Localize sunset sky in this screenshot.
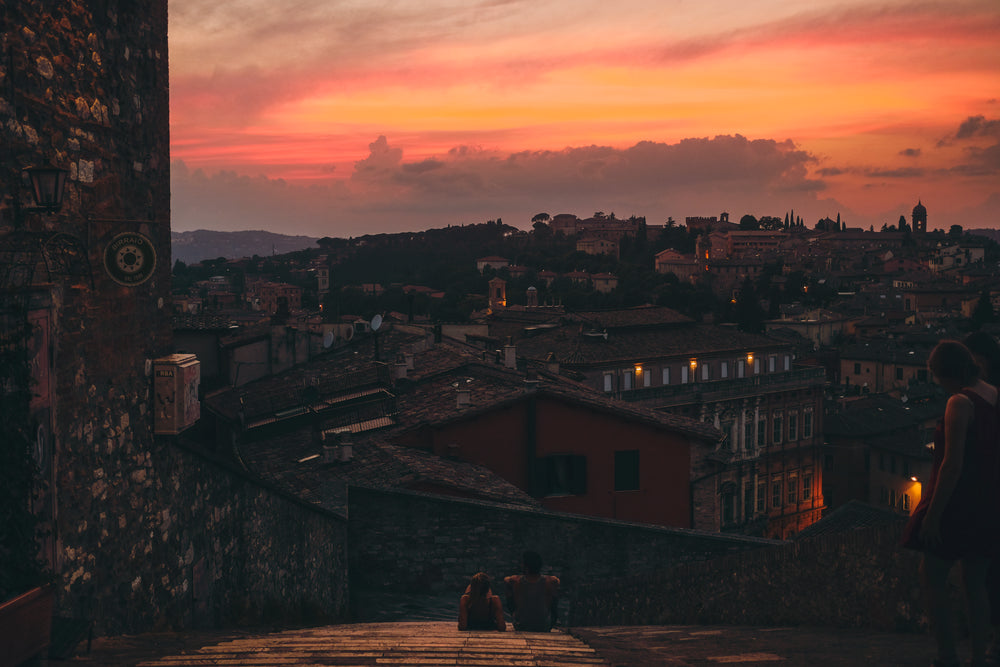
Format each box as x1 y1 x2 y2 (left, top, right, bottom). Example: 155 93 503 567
169 0 1000 237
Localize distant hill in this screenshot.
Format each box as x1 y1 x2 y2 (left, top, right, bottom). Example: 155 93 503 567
968 228 1000 244
171 230 319 264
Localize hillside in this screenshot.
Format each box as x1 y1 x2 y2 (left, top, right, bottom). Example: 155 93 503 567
171 230 318 264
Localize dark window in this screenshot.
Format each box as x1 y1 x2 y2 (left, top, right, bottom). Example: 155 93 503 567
895 367 904 380
854 362 861 374
772 481 782 508
614 450 640 491
824 454 835 472
917 369 928 382
536 455 587 496
722 492 735 525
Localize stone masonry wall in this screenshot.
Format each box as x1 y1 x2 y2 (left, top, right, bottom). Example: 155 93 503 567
3 4 351 636
347 487 777 611
70 440 350 635
570 521 929 632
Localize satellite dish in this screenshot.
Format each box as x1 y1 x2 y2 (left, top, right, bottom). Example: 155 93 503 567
323 331 334 348
371 314 383 332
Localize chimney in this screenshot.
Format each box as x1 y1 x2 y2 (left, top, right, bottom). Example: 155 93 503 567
321 431 338 464
545 352 559 375
457 386 471 408
503 342 517 370
404 352 414 370
525 368 540 392
335 428 354 462
394 362 408 380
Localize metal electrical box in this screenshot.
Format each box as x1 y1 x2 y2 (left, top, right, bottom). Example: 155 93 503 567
154 353 201 435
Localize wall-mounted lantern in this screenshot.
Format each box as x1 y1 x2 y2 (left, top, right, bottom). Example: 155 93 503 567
689 358 698 373
23 166 69 212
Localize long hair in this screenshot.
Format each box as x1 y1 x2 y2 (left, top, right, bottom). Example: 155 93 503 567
928 339 980 386
468 572 491 601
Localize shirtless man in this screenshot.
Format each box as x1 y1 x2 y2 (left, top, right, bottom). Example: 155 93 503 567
504 551 560 632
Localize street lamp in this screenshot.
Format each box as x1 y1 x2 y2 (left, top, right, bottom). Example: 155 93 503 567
23 166 69 211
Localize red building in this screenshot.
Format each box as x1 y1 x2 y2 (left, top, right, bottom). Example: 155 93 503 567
393 366 719 528
490 305 827 538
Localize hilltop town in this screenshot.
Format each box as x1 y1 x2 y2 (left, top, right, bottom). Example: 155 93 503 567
3 3 998 659
171 203 999 543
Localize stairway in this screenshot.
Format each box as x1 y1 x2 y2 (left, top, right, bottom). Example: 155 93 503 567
135 621 607 666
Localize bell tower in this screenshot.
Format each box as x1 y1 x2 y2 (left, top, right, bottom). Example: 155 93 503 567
911 200 927 233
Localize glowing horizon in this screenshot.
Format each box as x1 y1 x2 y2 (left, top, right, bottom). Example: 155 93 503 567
169 0 1000 236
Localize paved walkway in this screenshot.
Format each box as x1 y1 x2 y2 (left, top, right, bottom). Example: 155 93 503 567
66 621 944 666
74 621 605 666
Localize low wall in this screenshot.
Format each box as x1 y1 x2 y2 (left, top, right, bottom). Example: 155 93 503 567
570 521 929 632
347 486 777 608
61 439 350 635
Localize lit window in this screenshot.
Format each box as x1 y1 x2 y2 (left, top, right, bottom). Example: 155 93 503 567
622 369 634 390
681 366 689 384
769 356 776 372
721 361 729 378
603 373 613 392
661 367 670 385
737 360 745 378
784 355 791 371
701 363 710 381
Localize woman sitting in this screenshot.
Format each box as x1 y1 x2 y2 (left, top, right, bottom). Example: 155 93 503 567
458 572 506 631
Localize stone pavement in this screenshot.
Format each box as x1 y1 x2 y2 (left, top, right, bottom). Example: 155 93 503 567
64 621 945 666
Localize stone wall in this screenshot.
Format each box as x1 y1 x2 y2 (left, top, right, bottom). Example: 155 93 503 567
69 440 350 635
3 4 352 636
347 486 777 606
570 521 928 632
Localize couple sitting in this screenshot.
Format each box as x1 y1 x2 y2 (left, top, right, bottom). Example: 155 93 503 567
458 551 560 632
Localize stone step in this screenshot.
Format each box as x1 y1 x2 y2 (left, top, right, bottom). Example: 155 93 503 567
136 622 607 667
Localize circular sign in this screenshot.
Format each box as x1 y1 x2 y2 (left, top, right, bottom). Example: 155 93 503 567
104 232 156 286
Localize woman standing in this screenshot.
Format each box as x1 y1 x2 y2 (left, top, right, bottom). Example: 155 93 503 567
903 340 1000 667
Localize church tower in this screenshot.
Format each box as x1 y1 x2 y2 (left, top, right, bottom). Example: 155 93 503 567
911 200 927 233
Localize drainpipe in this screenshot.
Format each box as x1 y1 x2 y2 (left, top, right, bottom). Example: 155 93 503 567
525 396 538 496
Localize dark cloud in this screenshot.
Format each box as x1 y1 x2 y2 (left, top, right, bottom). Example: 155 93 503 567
955 115 1000 139
938 116 1000 175
172 134 840 237
817 167 845 177
864 167 925 178
899 148 921 158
